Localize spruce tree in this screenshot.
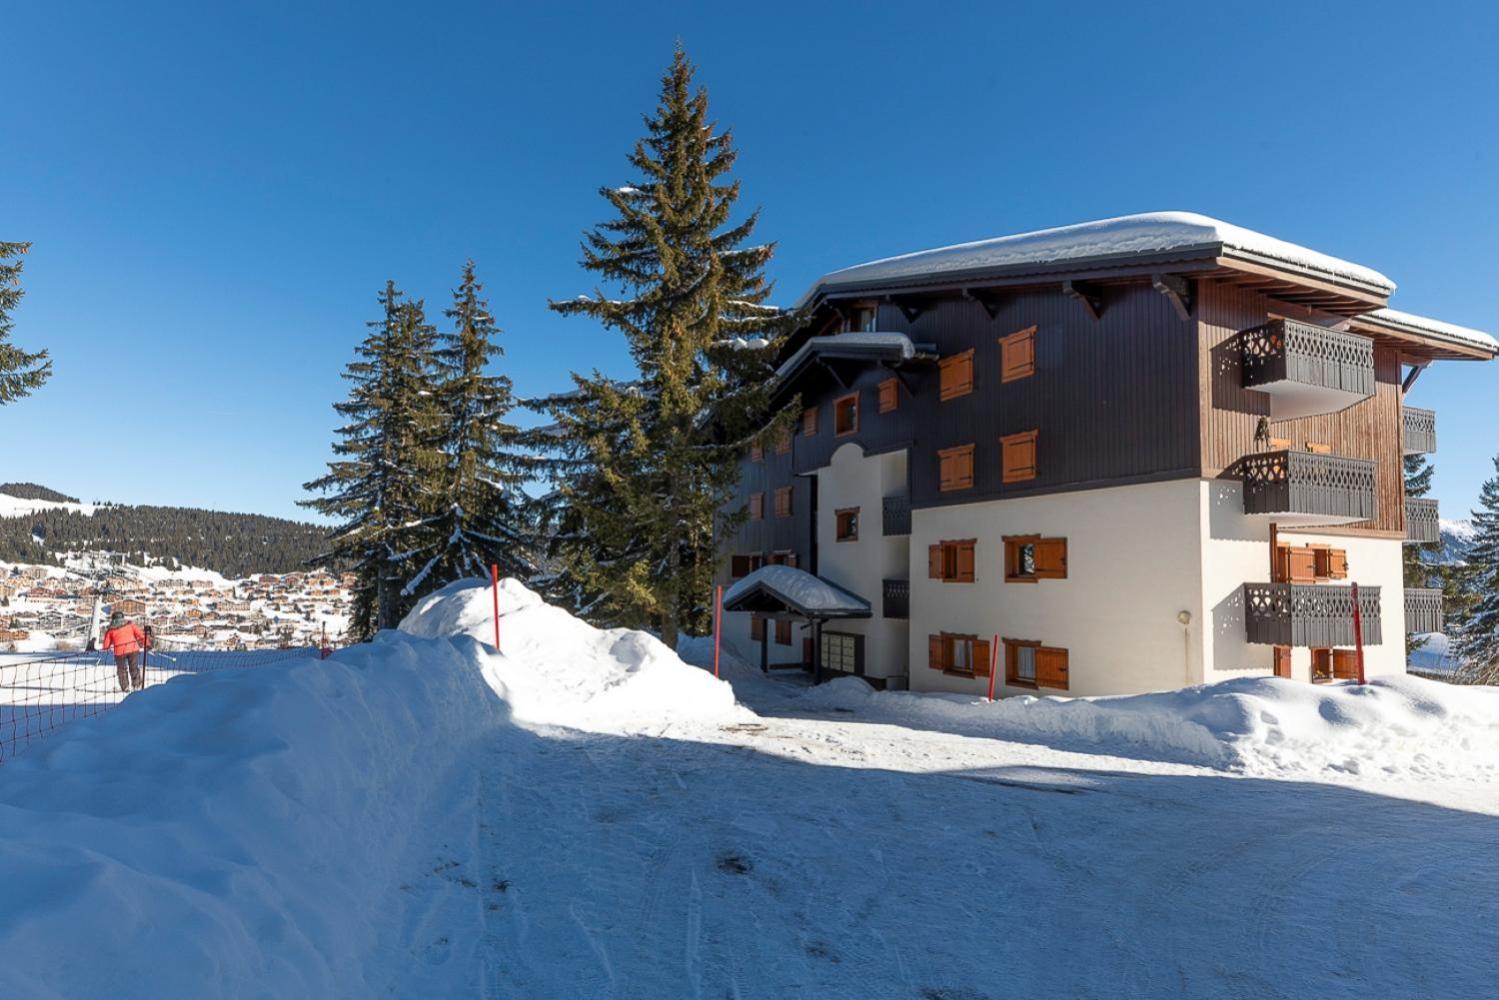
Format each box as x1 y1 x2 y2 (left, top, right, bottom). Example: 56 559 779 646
541 46 789 647
0 241 51 404
303 282 442 638
1453 455 1499 683
1403 453 1440 655
402 261 532 599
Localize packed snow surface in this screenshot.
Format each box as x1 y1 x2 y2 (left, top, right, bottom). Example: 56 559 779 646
799 211 1395 304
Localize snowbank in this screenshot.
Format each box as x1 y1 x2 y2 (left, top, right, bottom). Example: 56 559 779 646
400 578 744 732
801 675 1499 781
0 633 506 998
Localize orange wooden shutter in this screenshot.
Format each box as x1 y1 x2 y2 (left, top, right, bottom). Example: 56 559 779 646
1306 441 1332 455
938 445 974 492
939 349 974 400
750 437 763 462
731 555 750 578
802 406 818 437
1268 436 1292 451
1000 326 1037 382
775 426 791 455
1327 549 1348 580
749 493 763 520
1034 538 1067 579
1036 647 1070 690
928 544 944 579
1311 648 1332 679
786 551 798 569
1273 645 1292 678
973 637 992 677
1285 547 1317 584
928 634 945 670
751 616 764 641
878 377 899 413
956 541 976 583
1001 430 1038 483
1332 649 1359 679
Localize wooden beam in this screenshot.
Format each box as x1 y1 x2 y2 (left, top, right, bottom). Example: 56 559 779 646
1152 273 1193 320
1062 280 1104 321
961 287 1003 320
1402 362 1427 394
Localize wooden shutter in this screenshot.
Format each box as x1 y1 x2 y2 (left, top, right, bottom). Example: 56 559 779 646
1327 548 1348 580
1332 649 1359 679
774 426 791 455
802 406 818 437
750 437 763 462
786 551 798 569
774 487 793 518
1033 538 1067 579
955 541 976 583
973 637 992 678
749 493 763 520
1000 326 1037 382
1311 648 1332 680
928 634 946 671
1273 645 1292 678
1268 436 1292 451
1284 547 1317 584
1001 430 1038 483
878 377 899 413
751 616 765 642
1036 647 1070 690
730 555 751 578
928 544 944 579
939 349 975 400
1306 441 1332 455
775 620 792 645
939 444 974 492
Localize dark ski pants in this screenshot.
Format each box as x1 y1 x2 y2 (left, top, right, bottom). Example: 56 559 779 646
115 652 143 692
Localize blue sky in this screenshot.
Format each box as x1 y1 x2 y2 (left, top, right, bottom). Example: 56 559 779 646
3 1 1497 521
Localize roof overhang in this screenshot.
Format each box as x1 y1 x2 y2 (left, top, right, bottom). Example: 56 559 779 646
722 566 871 620
772 331 937 402
1350 309 1497 362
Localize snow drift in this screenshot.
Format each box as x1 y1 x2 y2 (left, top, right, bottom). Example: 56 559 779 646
801 674 1499 781
399 577 743 732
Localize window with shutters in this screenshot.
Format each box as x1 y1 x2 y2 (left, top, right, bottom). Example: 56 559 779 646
1000 430 1038 483
939 349 975 401
1311 545 1348 580
750 436 763 462
774 425 792 455
775 619 792 645
835 507 859 542
1310 647 1332 682
938 444 975 492
1332 649 1359 680
928 539 976 583
1005 639 1068 690
1276 544 1347 582
774 486 793 519
768 550 798 567
999 326 1037 382
748 493 764 521
1003 535 1067 582
927 633 991 678
878 377 899 413
750 616 765 642
730 555 752 579
834 393 859 436
802 406 818 437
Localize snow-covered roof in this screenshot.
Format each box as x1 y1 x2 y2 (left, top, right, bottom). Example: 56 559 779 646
1355 308 1497 354
774 331 931 381
722 566 871 618
795 211 1395 307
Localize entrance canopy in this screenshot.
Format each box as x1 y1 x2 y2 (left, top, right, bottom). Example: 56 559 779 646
722 565 870 620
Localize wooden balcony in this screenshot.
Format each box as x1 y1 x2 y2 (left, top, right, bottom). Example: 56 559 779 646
882 495 911 536
1244 582 1382 647
882 578 909 619
1240 449 1376 526
1402 407 1437 456
1405 498 1440 544
1240 319 1376 419
1404 588 1444 635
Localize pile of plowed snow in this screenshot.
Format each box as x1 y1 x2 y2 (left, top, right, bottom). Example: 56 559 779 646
803 674 1499 781
399 577 743 732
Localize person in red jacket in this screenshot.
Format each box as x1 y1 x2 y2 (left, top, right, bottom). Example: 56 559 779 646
101 610 149 692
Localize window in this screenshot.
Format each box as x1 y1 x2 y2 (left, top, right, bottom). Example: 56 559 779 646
1000 430 1038 483
1000 326 1037 382
928 633 991 677
774 425 792 455
820 632 861 675
939 348 975 400
802 406 818 437
938 444 975 492
748 493 764 521
730 555 753 578
834 392 859 436
751 616 765 642
1276 544 1347 582
775 619 792 645
835 507 860 542
768 550 798 567
846 302 877 333
1312 545 1348 580
928 539 977 583
878 377 899 413
1005 639 1068 690
1004 536 1067 582
774 486 793 519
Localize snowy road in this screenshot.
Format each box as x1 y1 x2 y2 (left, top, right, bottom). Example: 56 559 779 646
377 684 1499 999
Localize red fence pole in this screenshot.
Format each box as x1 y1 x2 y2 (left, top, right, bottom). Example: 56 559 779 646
713 584 723 679
987 633 1000 701
1351 581 1366 684
491 563 501 652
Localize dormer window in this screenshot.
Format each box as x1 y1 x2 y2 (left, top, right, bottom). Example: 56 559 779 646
846 302 877 333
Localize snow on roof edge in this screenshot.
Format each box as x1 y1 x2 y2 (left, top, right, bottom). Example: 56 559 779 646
1358 308 1497 353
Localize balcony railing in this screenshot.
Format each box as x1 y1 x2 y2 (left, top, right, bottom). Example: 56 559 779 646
882 578 909 619
882 495 911 536
1405 498 1440 544
1403 407 1437 456
1244 582 1382 647
1404 588 1444 635
1240 450 1376 524
1240 319 1376 419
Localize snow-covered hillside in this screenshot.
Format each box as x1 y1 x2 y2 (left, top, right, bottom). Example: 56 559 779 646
1438 517 1477 564
0 491 96 518
1 579 1496 998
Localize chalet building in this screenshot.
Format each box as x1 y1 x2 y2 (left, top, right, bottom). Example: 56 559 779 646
718 212 1494 695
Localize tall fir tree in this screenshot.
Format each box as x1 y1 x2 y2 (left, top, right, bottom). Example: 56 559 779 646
402 262 533 600
540 46 790 647
0 241 51 404
1452 455 1499 683
1403 453 1440 655
303 282 442 638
